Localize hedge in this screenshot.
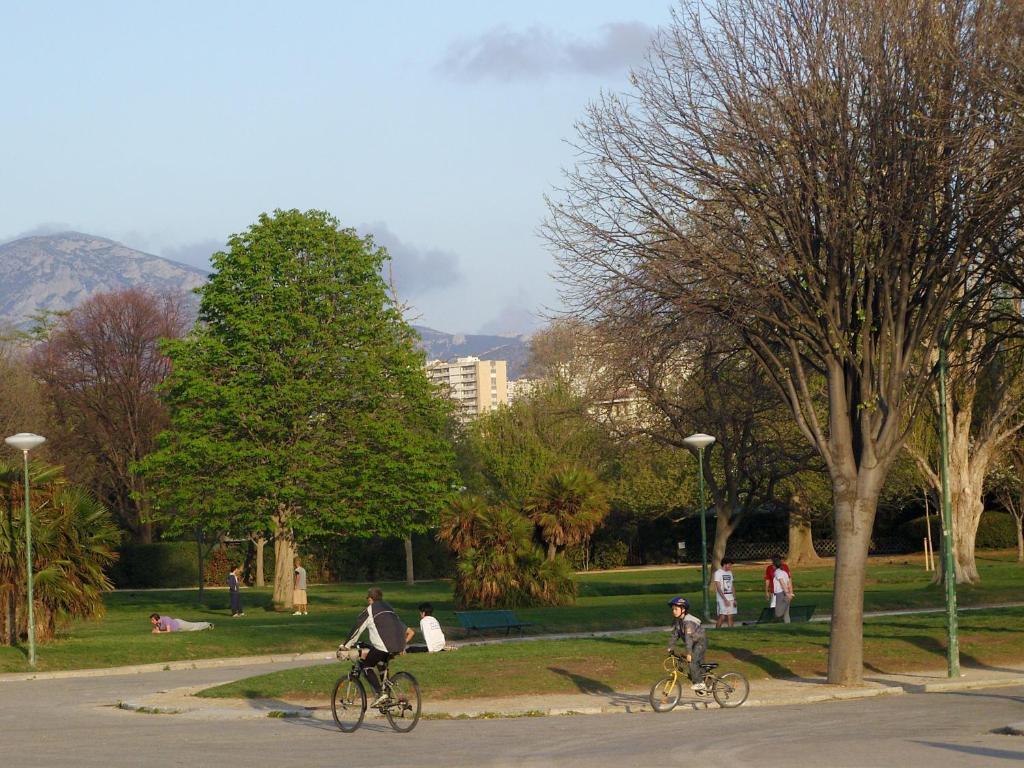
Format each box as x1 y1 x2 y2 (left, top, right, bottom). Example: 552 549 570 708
900 510 1018 550
108 542 198 588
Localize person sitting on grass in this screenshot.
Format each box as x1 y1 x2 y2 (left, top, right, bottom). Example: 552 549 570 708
404 602 448 653
150 613 214 633
666 596 707 691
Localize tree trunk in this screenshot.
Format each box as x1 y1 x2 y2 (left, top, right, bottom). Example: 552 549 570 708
196 528 206 603
547 541 557 561
827 467 884 686
272 510 295 610
710 512 736 571
941 419 988 584
1015 514 1023 563
255 536 266 587
404 535 415 585
787 514 821 566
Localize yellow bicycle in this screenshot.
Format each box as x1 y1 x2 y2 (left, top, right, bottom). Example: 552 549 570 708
649 651 749 710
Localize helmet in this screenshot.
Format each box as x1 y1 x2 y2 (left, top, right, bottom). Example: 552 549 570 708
667 596 689 610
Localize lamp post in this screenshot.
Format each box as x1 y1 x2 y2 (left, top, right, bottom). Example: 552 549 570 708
936 326 960 678
683 432 716 622
5 432 46 667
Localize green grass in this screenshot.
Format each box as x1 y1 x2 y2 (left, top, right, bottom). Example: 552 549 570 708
198 606 1024 702
1 551 1021 674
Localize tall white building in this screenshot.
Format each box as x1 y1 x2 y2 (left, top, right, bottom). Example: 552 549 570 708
425 356 508 421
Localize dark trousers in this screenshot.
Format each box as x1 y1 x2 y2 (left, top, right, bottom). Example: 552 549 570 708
361 647 390 693
230 591 242 615
688 641 706 683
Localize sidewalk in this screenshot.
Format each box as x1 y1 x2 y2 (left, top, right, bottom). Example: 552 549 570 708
115 662 1024 725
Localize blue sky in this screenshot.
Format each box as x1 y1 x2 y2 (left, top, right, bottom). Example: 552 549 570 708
1 1 674 335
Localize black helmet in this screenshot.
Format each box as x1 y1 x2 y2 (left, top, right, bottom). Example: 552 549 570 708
667 596 689 610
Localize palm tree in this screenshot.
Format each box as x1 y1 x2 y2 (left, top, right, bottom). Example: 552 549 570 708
525 465 609 561
0 460 118 647
437 494 488 555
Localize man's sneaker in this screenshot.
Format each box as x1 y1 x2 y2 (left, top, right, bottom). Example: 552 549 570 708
370 692 389 708
691 682 707 692
238 612 245 616
292 611 302 615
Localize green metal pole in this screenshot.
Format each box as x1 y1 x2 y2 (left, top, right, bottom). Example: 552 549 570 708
697 447 710 622
22 450 35 668
937 332 960 678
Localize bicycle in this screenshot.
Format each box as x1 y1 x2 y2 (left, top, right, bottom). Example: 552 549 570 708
649 651 749 710
332 645 422 733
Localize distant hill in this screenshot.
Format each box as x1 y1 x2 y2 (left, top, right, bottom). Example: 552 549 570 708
0 231 533 375
413 325 532 379
0 232 207 328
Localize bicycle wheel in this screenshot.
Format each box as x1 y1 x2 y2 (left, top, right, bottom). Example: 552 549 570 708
331 675 367 732
384 671 422 733
649 675 682 712
712 671 749 708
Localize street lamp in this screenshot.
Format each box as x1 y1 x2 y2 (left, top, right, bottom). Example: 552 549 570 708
936 326 960 678
4 432 46 667
683 432 715 622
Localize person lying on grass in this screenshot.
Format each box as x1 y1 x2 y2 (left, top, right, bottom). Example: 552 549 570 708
150 613 214 633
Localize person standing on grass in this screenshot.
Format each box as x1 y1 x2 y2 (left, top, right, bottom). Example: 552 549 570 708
764 554 792 610
771 558 795 623
292 557 308 615
228 564 244 617
712 558 737 628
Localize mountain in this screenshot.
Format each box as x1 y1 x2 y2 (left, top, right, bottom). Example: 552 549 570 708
413 326 532 379
0 232 207 328
0 231 533 375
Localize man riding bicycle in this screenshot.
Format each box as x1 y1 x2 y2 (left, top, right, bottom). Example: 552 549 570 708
339 587 408 706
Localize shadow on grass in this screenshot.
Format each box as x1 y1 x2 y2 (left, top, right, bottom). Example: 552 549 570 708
717 646 797 678
869 631 1024 675
547 667 648 709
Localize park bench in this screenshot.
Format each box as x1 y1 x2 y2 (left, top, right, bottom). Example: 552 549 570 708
752 604 816 624
454 609 534 636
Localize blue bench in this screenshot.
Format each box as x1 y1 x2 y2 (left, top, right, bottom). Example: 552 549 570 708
454 609 533 636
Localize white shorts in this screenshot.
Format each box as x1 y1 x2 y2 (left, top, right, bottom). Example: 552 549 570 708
716 594 737 615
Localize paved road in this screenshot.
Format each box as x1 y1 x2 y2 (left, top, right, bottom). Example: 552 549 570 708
2 664 1021 767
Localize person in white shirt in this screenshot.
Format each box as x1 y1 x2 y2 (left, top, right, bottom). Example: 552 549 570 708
773 563 795 623
712 558 738 628
404 602 447 653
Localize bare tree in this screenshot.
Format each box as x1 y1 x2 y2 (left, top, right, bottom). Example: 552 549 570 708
592 311 816 569
31 288 188 543
905 310 1024 582
987 439 1024 562
546 0 1024 684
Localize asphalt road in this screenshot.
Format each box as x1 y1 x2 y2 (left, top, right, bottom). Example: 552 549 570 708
2 664 1021 767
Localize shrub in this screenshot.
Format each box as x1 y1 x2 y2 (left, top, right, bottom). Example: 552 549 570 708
593 540 629 570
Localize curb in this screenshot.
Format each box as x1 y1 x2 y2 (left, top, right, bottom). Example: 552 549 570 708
0 651 334 683
113 681 909 722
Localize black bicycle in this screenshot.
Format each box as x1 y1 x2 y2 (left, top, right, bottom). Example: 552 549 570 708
649 652 749 710
332 645 422 733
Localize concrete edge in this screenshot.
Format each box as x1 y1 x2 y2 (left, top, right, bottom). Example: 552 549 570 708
0 651 335 683
917 675 1024 693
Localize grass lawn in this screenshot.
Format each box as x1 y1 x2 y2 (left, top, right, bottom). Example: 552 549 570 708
198 607 1024 702
1 551 1020 674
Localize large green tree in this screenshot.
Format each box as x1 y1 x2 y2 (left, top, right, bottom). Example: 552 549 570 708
142 209 454 607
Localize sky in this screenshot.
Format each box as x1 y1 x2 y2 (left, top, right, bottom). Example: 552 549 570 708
0 1 675 336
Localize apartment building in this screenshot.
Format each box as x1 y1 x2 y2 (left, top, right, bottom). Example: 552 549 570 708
425 356 508 421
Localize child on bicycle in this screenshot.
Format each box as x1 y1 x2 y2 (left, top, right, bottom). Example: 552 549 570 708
667 596 707 691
